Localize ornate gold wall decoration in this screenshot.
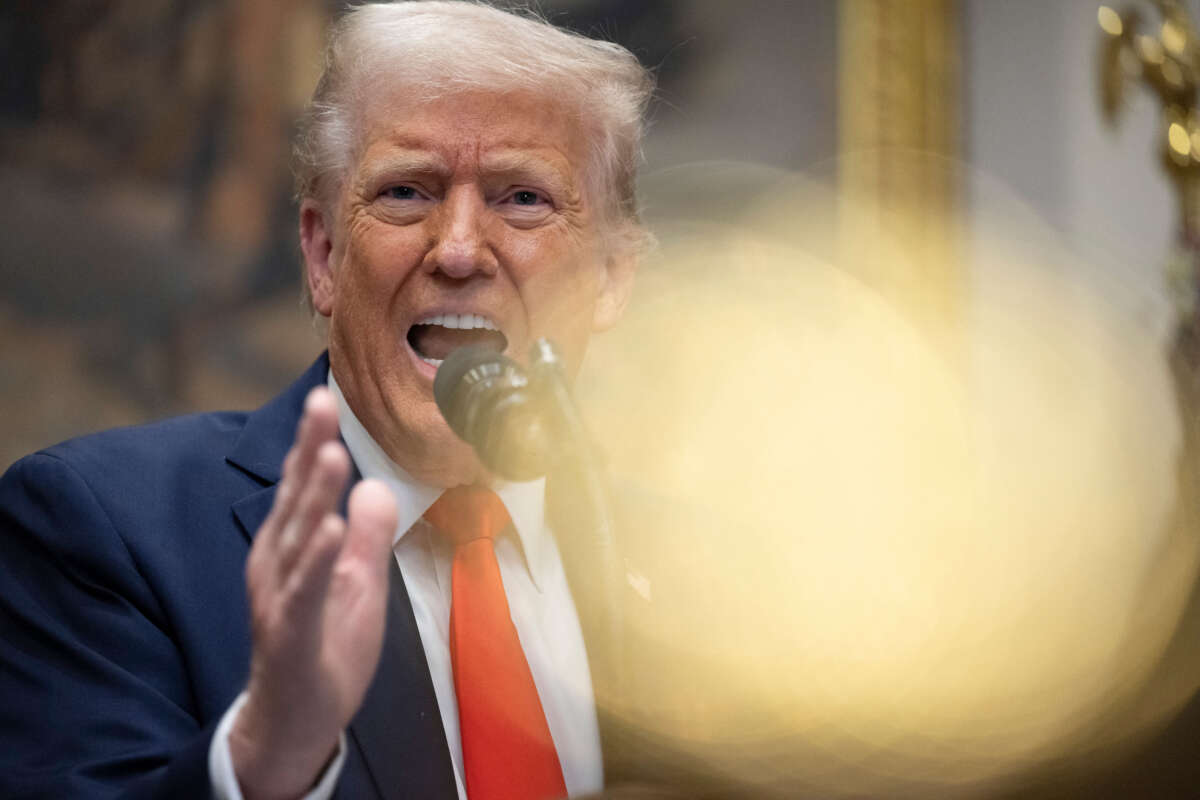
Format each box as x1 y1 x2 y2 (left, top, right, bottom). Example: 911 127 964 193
1100 1 1200 329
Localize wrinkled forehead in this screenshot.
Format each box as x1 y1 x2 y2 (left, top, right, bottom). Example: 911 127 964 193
330 82 599 204
368 89 584 157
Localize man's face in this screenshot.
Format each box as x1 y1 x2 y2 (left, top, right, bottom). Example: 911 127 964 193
301 89 632 487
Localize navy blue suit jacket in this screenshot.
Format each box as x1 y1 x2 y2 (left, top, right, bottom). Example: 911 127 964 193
0 354 460 799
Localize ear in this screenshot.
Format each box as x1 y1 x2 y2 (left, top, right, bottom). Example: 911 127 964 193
592 245 637 331
300 199 336 317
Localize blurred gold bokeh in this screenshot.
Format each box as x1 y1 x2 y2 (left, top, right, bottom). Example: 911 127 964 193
579 158 1198 796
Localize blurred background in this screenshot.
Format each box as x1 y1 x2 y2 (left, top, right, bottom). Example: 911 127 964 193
4 0 1200 797
0 0 1174 462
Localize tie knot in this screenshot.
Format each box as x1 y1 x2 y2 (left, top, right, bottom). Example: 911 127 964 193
425 486 511 547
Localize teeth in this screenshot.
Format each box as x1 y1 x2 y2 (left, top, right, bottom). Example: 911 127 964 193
416 313 498 331
420 356 444 367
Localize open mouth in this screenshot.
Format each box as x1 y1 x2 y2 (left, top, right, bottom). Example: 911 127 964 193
407 313 509 367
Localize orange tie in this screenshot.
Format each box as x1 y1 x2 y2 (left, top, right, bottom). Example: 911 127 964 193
425 486 568 800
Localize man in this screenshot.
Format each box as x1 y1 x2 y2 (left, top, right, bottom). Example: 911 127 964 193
0 3 653 798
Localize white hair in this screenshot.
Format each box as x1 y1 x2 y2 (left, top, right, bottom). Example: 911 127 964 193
294 0 654 253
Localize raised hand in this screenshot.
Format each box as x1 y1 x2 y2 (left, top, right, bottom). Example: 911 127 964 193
229 387 397 799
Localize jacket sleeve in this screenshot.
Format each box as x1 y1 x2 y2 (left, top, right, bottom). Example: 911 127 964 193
0 452 218 799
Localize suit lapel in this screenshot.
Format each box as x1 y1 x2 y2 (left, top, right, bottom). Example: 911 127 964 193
226 355 325 544
347 558 458 800
231 486 278 545
225 353 457 800
226 353 329 498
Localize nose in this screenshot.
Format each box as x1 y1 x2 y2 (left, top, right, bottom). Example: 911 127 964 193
424 185 499 279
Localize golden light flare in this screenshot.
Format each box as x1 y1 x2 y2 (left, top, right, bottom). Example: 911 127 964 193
1138 34 1165 65
1162 58 1185 88
1168 119 1191 156
576 158 1199 796
1162 19 1187 56
1098 6 1123 38
1187 127 1200 155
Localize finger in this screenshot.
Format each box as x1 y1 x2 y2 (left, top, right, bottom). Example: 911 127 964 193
277 441 350 581
259 388 341 555
283 389 341 513
299 387 341 450
254 449 298 551
342 479 399 586
281 511 346 641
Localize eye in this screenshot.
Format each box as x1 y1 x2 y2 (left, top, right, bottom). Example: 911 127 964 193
494 186 556 227
382 185 420 201
372 182 432 225
512 190 543 206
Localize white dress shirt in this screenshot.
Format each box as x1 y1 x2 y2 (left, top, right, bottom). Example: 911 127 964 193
210 373 603 799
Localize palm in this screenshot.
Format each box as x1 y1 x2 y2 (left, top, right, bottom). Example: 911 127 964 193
233 388 397 797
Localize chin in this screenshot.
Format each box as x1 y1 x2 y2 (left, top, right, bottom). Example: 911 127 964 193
336 353 487 487
390 408 488 488
414 447 489 489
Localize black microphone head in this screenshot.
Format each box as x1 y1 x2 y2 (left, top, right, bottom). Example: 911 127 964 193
436 345 520 441
434 345 549 479
433 345 513 433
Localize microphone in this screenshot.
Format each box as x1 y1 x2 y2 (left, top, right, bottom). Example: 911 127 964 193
433 345 553 480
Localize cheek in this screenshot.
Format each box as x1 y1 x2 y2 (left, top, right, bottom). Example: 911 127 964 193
336 224 420 314
520 258 604 360
504 235 549 272
505 221 602 291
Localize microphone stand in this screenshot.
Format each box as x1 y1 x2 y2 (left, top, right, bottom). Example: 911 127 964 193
528 340 627 720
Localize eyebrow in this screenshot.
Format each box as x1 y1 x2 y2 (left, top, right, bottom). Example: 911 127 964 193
358 150 451 185
480 150 577 194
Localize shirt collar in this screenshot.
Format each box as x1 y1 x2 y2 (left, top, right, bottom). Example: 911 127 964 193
328 371 551 590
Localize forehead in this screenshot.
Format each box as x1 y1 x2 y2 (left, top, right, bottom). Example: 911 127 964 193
353 89 590 185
